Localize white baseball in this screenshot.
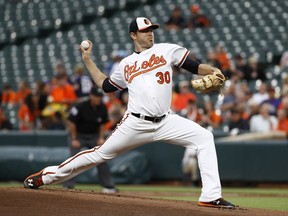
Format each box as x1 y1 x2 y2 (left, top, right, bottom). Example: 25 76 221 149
81 40 90 49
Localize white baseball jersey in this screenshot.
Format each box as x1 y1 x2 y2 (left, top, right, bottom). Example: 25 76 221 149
109 43 189 116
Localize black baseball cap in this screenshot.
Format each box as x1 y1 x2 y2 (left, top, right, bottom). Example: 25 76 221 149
129 17 159 32
90 86 103 97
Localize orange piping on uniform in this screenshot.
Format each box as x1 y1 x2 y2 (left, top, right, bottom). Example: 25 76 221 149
109 79 125 90
178 50 190 67
58 148 97 168
57 114 129 169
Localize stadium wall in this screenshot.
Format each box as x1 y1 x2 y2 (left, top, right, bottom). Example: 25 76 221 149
0 131 287 183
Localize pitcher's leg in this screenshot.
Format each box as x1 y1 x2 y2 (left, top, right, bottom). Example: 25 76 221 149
155 114 221 202
63 145 81 188
27 114 153 187
42 147 105 185
196 130 221 202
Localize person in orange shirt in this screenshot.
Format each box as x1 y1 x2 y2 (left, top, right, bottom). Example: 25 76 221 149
50 73 77 106
104 91 122 111
215 44 231 74
18 93 38 130
201 100 222 129
187 4 211 29
278 95 288 110
179 99 202 124
104 105 123 136
172 80 197 112
16 80 32 105
1 83 17 106
277 108 288 135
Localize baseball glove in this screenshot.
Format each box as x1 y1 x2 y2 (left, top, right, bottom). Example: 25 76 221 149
190 70 226 94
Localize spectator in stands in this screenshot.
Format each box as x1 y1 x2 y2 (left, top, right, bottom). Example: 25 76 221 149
104 92 122 112
34 81 54 130
46 111 66 130
188 51 202 64
243 55 267 81
250 103 278 133
187 4 211 29
228 108 249 135
105 105 123 136
214 43 231 76
18 93 38 131
35 81 50 112
15 80 32 105
236 81 253 109
234 100 250 120
104 51 118 76
276 108 288 135
119 89 129 114
105 50 129 77
231 53 249 80
179 99 202 124
281 75 288 96
0 108 13 130
220 83 237 122
201 100 222 129
246 100 260 120
279 96 288 112
70 63 93 100
248 82 269 106
53 61 67 76
64 87 117 193
172 80 197 112
261 86 281 116
279 51 288 70
1 83 17 106
205 49 222 70
40 103 67 130
164 6 186 31
233 92 251 121
50 72 77 106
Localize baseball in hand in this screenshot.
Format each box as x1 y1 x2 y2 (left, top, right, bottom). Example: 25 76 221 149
81 40 90 49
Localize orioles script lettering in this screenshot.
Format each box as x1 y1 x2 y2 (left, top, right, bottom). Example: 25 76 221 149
124 54 167 83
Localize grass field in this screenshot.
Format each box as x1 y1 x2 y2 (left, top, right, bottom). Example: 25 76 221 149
1 182 288 211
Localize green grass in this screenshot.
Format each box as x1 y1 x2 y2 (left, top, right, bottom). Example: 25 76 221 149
1 182 288 211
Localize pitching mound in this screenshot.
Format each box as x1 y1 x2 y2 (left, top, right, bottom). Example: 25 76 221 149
0 187 287 216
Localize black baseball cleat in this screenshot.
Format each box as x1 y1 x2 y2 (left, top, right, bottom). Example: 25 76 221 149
198 198 236 209
23 170 44 189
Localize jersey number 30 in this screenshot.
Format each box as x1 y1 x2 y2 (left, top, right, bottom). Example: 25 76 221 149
156 71 171 84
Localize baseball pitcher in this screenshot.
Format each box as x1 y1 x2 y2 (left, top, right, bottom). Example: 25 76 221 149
24 17 235 209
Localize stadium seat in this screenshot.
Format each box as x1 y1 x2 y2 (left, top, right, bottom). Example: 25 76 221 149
0 0 287 112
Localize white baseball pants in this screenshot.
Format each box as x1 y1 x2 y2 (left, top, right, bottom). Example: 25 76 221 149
42 112 221 202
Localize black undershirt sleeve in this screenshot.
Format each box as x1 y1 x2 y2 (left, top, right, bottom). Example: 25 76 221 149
102 78 118 93
180 56 200 74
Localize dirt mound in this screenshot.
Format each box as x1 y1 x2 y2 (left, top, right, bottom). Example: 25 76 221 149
0 187 287 216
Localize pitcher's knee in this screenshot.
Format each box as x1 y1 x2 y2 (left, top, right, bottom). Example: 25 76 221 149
199 129 214 143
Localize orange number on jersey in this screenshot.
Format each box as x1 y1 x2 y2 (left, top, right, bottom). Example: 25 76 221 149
156 71 171 84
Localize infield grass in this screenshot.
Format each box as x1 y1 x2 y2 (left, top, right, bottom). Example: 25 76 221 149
1 182 288 211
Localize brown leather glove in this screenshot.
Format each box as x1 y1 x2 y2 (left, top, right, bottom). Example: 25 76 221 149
191 70 226 93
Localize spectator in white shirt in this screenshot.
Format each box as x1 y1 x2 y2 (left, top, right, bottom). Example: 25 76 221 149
250 103 278 132
248 82 269 106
